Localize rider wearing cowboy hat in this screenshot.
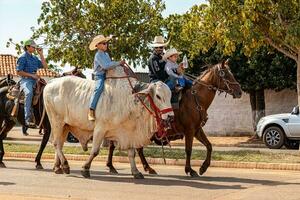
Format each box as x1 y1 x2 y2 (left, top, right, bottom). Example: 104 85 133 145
16 39 48 128
163 48 193 92
147 36 169 83
88 34 125 121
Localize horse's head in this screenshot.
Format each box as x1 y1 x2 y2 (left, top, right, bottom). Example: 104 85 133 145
200 60 242 98
0 74 16 88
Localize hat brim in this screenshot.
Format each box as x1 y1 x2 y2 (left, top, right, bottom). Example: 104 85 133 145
89 37 112 51
150 40 169 48
163 51 182 60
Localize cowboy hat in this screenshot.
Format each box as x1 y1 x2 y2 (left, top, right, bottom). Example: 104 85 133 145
23 39 38 48
163 48 182 60
89 35 112 51
149 36 169 48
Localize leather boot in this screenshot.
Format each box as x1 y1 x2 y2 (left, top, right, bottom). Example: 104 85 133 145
88 109 96 121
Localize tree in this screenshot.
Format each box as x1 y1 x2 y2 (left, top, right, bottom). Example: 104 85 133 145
20 0 166 68
183 1 300 105
164 8 296 132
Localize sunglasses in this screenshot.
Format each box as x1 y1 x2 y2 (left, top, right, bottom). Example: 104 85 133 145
155 46 164 49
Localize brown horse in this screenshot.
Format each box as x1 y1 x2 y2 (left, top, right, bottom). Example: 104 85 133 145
106 60 242 177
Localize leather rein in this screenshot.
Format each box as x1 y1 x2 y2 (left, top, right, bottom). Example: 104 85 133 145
108 63 173 138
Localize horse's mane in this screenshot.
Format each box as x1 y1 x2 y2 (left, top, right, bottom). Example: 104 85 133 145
197 62 221 81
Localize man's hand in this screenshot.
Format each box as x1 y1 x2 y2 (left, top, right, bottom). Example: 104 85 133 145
37 48 43 55
31 74 40 80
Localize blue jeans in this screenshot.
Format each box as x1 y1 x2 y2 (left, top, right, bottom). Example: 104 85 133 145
89 74 106 110
165 77 193 90
20 78 36 123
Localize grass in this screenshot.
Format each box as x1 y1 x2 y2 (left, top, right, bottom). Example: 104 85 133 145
3 143 300 163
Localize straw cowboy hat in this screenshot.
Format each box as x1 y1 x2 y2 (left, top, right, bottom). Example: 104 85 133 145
150 36 169 48
89 35 112 51
163 48 182 60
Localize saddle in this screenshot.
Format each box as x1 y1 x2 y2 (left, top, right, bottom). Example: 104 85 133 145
7 79 47 117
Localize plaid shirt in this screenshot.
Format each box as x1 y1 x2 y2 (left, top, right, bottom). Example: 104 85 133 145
16 52 43 76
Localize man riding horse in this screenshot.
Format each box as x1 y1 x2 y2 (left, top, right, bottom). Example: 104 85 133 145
16 39 48 128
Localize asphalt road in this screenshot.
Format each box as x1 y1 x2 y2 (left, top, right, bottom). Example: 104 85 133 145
1 159 300 200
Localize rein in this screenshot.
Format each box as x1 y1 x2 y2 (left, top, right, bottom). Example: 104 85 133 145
117 63 172 139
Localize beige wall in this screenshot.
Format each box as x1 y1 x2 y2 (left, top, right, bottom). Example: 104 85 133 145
203 89 297 136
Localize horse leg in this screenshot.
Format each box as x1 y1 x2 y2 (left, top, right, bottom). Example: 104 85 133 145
137 147 157 175
184 129 198 177
0 137 7 168
128 148 144 179
81 129 104 178
0 119 15 168
106 141 118 174
194 127 212 175
35 128 50 169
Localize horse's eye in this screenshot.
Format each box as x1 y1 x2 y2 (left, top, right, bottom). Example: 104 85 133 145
156 95 162 100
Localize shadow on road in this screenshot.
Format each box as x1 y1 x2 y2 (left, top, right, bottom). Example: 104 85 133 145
0 182 15 186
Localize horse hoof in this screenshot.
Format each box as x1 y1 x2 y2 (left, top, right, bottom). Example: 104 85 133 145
147 168 157 175
199 167 208 175
190 169 199 177
36 164 44 170
109 168 118 174
54 168 63 174
63 166 70 174
81 170 90 178
0 162 6 168
133 172 144 179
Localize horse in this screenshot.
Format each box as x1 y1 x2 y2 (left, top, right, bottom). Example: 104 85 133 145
0 69 86 169
106 60 242 177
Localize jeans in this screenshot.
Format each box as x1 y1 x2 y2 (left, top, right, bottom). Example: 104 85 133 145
165 77 193 90
89 73 106 110
20 78 36 123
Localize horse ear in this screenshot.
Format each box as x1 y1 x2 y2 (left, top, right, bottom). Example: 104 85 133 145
222 59 230 67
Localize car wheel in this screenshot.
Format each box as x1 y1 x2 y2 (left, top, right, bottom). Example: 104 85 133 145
263 126 285 149
284 139 299 150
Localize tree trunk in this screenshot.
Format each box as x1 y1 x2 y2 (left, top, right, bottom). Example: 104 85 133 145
249 90 256 131
249 89 265 132
297 54 300 106
255 89 265 128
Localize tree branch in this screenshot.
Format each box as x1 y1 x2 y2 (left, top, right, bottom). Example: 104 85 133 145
265 37 298 61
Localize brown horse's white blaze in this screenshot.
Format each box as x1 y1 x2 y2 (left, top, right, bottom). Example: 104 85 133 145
43 66 173 179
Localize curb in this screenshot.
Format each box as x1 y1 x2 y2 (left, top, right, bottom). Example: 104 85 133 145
5 152 300 171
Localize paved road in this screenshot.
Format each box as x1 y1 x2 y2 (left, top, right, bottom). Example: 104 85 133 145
1 159 300 200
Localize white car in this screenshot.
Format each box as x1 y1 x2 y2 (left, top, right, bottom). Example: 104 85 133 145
256 106 300 149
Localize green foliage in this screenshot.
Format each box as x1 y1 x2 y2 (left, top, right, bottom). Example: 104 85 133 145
32 0 166 68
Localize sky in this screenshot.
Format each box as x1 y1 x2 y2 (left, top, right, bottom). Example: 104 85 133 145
0 0 206 74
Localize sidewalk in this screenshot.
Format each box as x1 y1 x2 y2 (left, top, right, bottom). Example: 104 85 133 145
4 127 300 171
6 127 258 147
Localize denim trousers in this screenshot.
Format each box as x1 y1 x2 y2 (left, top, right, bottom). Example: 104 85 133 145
89 73 106 110
165 77 193 90
20 78 36 123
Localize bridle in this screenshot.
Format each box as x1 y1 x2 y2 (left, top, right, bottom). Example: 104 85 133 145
189 64 240 127
192 64 240 96
113 63 173 139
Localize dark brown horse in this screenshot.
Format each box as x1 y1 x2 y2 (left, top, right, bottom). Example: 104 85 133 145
106 60 242 177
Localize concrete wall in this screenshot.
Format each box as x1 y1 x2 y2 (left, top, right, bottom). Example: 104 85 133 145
204 89 297 136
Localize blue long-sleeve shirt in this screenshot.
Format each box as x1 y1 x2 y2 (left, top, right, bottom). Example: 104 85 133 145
93 50 120 75
16 52 43 79
165 60 182 79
